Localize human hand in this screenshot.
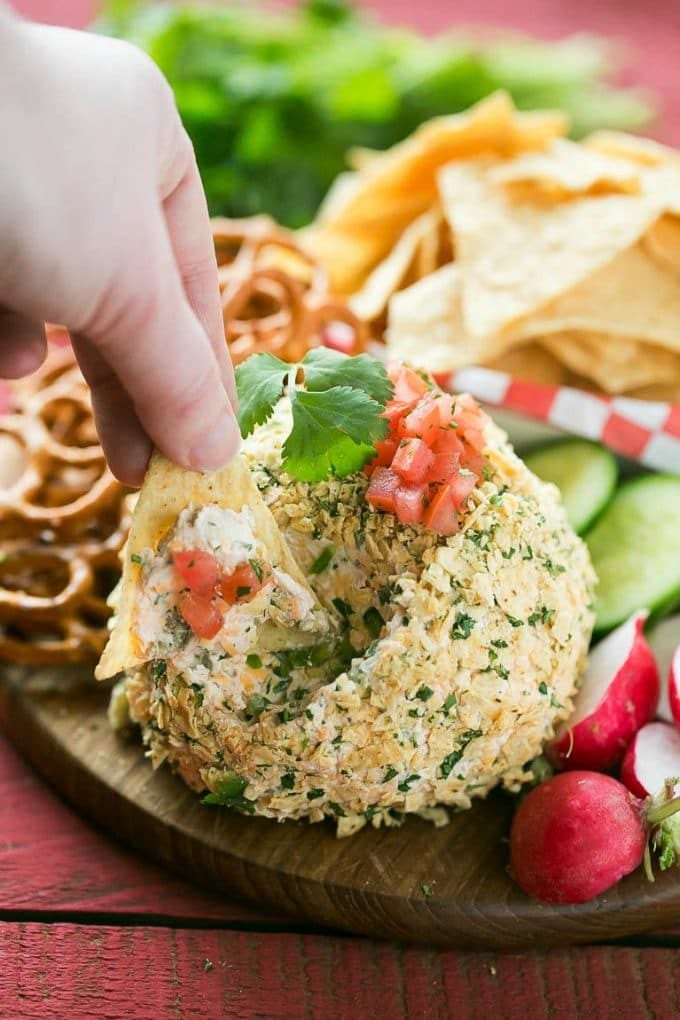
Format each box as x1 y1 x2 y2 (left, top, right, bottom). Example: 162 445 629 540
0 10 239 485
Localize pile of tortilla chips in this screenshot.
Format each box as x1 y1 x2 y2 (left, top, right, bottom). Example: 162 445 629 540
303 93 680 402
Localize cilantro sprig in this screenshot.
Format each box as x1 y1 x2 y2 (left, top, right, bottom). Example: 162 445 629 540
235 348 393 483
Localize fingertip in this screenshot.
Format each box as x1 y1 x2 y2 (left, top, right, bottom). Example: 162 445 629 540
0 312 47 379
185 407 241 473
106 434 152 488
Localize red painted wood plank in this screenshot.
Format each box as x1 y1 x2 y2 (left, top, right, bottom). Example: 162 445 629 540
0 733 278 924
1 922 679 1019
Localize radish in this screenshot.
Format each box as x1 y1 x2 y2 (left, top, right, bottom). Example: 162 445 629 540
510 771 680 903
547 611 659 772
647 615 680 727
620 722 680 798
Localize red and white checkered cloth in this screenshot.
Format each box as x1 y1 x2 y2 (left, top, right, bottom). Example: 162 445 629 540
439 366 680 473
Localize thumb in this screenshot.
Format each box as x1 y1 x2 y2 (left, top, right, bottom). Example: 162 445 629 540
85 208 241 474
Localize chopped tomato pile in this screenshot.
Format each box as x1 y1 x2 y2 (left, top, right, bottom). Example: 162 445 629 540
173 550 272 639
365 365 488 535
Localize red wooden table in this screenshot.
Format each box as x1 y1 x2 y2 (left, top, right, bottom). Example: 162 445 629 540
2 2 680 1016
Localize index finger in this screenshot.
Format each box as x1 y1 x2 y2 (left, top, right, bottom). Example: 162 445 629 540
162 138 237 409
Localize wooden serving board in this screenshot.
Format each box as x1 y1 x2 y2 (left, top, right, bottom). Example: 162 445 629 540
1 665 679 949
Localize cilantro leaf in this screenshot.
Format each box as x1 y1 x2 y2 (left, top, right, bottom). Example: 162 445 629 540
301 348 394 405
283 386 388 482
235 353 289 437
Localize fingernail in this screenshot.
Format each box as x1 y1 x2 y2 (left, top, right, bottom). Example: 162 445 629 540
188 411 240 472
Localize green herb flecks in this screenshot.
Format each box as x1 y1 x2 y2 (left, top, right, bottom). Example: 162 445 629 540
310 546 335 574
363 606 385 638
202 774 254 813
451 612 475 641
439 729 483 779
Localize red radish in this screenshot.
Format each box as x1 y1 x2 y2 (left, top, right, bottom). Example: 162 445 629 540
647 615 680 727
547 611 659 772
672 648 680 729
510 772 650 903
620 722 680 798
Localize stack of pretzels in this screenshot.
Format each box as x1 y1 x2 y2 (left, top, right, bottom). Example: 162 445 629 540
0 335 130 665
0 219 369 666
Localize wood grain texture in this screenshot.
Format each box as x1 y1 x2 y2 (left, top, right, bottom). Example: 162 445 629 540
1 668 679 950
1 921 680 1020
0 731 279 925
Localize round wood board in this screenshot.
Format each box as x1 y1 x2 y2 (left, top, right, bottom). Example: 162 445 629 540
1 664 678 949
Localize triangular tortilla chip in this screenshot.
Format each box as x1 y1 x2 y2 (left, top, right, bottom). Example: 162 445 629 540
540 332 680 393
96 452 324 680
304 92 566 294
585 130 680 168
439 159 664 339
489 138 640 199
644 214 680 277
386 264 497 372
511 243 680 351
349 205 443 321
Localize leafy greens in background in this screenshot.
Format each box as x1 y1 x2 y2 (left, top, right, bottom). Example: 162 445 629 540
99 0 655 227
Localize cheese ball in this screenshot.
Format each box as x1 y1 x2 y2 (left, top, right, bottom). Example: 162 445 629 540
117 400 595 835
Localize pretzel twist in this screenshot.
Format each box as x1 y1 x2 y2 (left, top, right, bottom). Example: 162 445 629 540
212 215 368 363
0 341 129 665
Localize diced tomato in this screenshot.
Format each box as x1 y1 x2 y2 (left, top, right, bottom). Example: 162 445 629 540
366 466 400 512
461 426 486 453
402 398 441 444
426 451 460 484
219 561 272 604
370 436 400 471
391 437 435 485
394 483 427 525
179 591 223 640
432 394 456 427
460 444 485 478
448 472 478 510
423 485 459 536
382 399 412 433
430 428 465 458
388 364 431 404
173 550 220 598
452 397 487 445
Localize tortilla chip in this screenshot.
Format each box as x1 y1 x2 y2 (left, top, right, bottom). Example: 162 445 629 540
349 206 443 321
485 344 574 387
386 264 502 372
489 138 640 200
644 214 680 276
640 162 680 217
439 160 664 340
314 171 363 225
585 130 680 168
347 146 381 172
96 452 323 680
304 92 567 294
540 332 680 393
627 380 680 403
512 243 680 351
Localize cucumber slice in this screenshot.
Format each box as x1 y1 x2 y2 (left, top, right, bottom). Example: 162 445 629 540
523 439 618 534
586 474 680 634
